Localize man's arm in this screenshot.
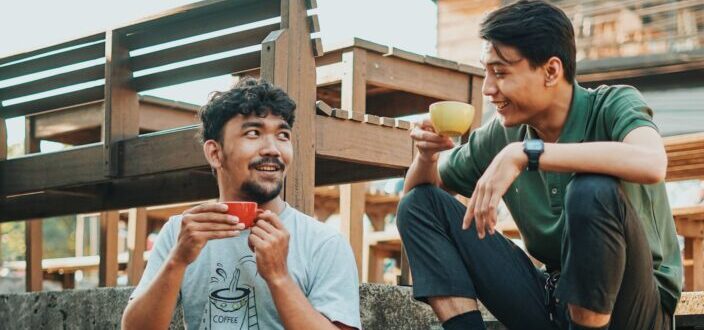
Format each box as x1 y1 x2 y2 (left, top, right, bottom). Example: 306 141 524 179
540 126 667 184
121 257 187 329
403 119 456 194
464 126 667 237
250 211 356 329
122 203 243 329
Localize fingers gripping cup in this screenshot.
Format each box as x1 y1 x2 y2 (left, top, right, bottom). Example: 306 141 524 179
429 101 475 137
224 202 258 229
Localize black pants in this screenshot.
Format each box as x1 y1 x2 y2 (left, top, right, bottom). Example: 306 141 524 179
397 174 671 329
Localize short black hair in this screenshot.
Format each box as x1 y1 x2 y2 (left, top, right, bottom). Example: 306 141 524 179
198 77 296 144
480 0 576 83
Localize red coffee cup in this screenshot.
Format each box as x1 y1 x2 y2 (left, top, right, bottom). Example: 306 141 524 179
224 202 258 229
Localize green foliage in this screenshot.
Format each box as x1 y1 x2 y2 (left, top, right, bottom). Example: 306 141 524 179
1 216 76 262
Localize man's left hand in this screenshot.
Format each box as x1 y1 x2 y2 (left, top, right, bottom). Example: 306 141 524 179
249 210 290 284
463 142 527 238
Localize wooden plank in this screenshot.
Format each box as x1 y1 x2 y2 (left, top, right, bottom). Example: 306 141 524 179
340 184 365 279
364 114 382 125
311 38 324 58
313 158 405 186
674 206 704 222
470 75 484 132
99 211 119 287
316 62 344 86
122 0 280 50
307 14 320 33
130 23 278 72
0 171 218 222
1 85 104 119
694 238 704 291
0 64 104 101
381 117 395 127
121 126 205 177
104 30 140 177
676 220 704 239
458 63 485 76
332 109 350 120
133 51 261 92
25 219 43 292
0 144 104 196
127 208 147 285
0 32 105 67
424 55 459 71
685 238 694 291
0 118 6 160
315 100 333 116
395 119 411 130
388 47 425 63
365 52 470 101
316 116 413 168
349 111 365 122
273 0 317 215
0 42 105 81
261 29 290 89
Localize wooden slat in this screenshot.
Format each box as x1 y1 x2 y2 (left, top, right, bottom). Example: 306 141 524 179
0 144 104 196
315 100 333 116
307 14 320 34
130 23 278 72
694 239 704 291
388 47 425 63
0 32 104 67
0 171 217 222
674 206 704 222
316 117 413 168
122 0 280 50
316 62 344 86
340 184 365 279
424 55 459 71
311 38 323 58
104 30 140 177
470 75 484 132
0 42 105 81
0 118 6 160
127 208 147 285
120 126 205 177
365 52 470 101
133 51 261 92
0 86 104 119
25 219 43 292
99 211 119 287
0 64 104 101
315 158 406 186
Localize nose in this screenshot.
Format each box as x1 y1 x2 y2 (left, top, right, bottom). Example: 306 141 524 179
482 75 498 97
259 135 282 157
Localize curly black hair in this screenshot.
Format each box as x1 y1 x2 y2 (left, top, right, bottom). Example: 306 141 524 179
198 77 296 145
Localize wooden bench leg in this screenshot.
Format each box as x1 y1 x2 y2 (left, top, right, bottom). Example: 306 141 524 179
694 238 703 291
99 211 119 287
26 219 43 291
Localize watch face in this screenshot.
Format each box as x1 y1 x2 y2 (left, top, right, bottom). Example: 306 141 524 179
525 140 543 150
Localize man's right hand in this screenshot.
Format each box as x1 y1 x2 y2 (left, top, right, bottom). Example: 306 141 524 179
170 202 245 266
410 118 456 162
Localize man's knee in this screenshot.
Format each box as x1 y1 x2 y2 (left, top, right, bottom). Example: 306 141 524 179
565 174 621 225
397 184 442 232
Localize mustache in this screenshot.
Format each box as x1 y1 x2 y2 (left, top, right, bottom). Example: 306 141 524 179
249 157 285 169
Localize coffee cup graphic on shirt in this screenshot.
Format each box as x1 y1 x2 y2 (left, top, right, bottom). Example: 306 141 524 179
206 257 259 329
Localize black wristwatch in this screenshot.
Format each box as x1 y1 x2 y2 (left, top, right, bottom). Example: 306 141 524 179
523 139 544 171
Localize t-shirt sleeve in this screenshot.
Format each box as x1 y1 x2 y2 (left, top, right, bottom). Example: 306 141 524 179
438 122 500 198
129 216 178 300
306 234 362 329
603 86 659 141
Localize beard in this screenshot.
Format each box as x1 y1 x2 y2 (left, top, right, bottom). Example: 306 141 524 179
240 178 284 204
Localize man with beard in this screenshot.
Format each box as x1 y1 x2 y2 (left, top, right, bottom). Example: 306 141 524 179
397 1 681 329
122 78 361 330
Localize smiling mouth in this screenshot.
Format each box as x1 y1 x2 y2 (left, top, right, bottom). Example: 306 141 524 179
493 101 510 110
254 164 281 172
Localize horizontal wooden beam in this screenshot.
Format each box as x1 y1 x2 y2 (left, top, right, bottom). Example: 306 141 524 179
130 23 278 71
316 116 413 168
0 32 104 68
0 41 105 81
364 52 470 101
132 51 260 92
315 158 406 186
1 115 412 197
1 85 104 119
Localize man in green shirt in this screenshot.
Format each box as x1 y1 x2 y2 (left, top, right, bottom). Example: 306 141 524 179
397 1 682 329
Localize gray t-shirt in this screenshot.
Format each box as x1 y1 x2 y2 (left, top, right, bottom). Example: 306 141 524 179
130 203 361 330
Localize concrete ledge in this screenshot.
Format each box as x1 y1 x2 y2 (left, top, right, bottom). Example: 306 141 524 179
1 285 700 329
0 287 183 329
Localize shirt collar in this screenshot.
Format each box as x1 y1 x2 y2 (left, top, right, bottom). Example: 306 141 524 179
525 82 590 142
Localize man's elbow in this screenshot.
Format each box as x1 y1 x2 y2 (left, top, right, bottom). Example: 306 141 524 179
642 154 668 184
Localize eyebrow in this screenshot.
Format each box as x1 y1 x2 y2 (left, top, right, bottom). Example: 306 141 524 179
241 121 291 130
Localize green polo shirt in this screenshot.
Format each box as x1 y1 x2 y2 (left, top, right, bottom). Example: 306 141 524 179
439 83 682 313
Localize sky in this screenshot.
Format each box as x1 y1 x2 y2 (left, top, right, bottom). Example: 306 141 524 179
0 0 437 148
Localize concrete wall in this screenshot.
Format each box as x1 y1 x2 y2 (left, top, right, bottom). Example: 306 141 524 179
0 283 505 329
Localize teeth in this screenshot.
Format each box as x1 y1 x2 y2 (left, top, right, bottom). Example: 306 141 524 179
494 102 509 110
256 165 278 171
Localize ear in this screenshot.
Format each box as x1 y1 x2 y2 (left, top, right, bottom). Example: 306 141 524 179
203 140 224 170
544 56 563 87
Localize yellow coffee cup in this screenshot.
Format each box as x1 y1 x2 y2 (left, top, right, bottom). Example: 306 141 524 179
429 101 475 137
